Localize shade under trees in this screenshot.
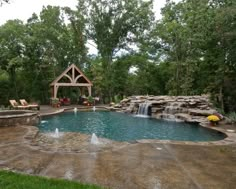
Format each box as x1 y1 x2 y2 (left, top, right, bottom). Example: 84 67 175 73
0 0 236 113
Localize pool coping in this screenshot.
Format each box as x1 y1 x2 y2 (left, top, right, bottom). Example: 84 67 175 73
38 107 236 146
0 110 38 119
0 110 39 127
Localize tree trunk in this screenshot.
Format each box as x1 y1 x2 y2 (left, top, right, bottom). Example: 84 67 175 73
219 85 224 111
102 52 113 103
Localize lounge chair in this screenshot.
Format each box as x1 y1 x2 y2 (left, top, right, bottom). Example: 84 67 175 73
19 99 40 110
9 100 29 110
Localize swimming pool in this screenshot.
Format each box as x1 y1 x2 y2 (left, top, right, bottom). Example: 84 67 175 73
39 111 225 142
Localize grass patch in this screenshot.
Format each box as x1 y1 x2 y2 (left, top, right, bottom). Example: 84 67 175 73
0 170 104 189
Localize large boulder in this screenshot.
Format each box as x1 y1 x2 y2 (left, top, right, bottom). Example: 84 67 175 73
188 109 215 116
120 98 130 104
118 95 217 124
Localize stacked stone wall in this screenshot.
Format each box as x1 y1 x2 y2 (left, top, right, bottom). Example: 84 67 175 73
118 95 217 123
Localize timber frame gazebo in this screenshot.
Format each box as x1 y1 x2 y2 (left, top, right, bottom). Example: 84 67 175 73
50 64 93 98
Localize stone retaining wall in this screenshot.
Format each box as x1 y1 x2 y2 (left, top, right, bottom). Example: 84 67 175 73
0 110 40 127
117 95 218 123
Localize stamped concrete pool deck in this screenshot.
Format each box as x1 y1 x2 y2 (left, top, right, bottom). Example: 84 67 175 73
0 105 236 189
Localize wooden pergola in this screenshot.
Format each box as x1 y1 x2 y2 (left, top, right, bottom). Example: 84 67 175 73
50 64 93 98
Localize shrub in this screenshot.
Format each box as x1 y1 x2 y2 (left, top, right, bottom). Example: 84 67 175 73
226 112 236 123
114 95 121 104
50 98 60 107
88 96 94 104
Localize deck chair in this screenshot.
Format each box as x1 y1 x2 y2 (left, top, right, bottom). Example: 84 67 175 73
9 100 29 110
19 99 40 110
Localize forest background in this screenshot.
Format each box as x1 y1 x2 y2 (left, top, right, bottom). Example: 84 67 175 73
0 0 235 114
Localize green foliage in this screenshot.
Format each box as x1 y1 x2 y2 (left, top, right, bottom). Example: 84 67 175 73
0 170 104 189
0 71 10 106
114 95 121 104
50 98 59 105
226 112 236 123
0 0 236 112
88 96 94 104
71 0 154 99
151 0 236 111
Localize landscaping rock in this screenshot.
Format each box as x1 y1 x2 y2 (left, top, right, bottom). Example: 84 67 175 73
120 98 130 103
118 95 219 124
188 109 215 116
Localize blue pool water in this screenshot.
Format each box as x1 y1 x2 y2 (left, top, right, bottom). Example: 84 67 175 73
39 111 225 142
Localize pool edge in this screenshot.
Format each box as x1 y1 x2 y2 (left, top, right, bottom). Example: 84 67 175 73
38 108 236 146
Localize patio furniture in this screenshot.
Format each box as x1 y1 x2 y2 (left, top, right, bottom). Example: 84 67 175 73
59 97 71 106
9 100 29 110
19 99 40 110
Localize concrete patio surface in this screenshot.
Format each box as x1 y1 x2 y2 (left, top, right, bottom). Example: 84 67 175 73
0 106 236 189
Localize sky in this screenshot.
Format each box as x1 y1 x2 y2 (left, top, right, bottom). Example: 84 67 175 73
0 0 179 54
0 0 171 25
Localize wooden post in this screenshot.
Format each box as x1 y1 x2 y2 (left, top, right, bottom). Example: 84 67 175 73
88 86 92 96
72 64 75 81
54 85 58 98
51 86 54 98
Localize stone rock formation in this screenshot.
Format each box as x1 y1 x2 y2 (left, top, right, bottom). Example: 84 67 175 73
117 95 218 123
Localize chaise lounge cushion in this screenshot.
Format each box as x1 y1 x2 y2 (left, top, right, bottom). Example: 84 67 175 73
60 98 71 106
19 99 40 110
9 100 29 109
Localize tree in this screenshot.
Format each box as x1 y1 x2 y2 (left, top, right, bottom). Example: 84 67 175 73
153 0 236 111
23 6 89 103
0 20 27 99
70 0 154 100
205 0 236 111
155 0 212 95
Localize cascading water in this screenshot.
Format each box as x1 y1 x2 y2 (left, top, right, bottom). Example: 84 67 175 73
93 106 96 112
136 103 151 117
161 102 183 121
74 107 77 113
164 102 182 114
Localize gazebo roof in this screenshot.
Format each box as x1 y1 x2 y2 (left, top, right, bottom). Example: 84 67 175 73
50 64 92 86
